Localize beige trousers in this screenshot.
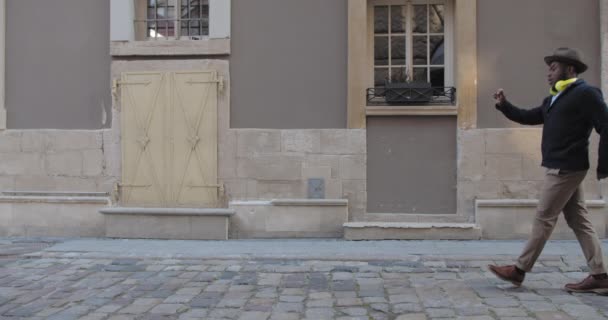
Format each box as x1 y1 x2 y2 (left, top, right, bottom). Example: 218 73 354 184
516 170 607 275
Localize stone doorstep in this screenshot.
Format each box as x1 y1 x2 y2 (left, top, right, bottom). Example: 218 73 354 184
100 207 235 240
343 222 482 241
99 207 236 216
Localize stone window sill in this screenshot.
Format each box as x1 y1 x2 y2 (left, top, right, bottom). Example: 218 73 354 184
366 105 458 116
110 38 230 57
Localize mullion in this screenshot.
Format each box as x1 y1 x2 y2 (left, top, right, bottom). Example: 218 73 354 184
388 6 392 81
187 0 192 36
428 4 431 82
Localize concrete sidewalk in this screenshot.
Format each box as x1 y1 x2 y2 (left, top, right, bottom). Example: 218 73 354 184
29 238 608 261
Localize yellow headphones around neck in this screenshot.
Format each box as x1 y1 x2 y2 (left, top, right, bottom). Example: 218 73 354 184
550 78 578 96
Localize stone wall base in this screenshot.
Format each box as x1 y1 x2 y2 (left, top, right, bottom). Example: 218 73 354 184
229 199 349 238
101 207 234 240
0 193 110 237
476 199 607 240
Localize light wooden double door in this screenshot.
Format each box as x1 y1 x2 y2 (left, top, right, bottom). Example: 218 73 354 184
120 71 220 207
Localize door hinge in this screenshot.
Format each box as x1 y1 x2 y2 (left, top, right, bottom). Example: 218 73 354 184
112 79 153 97
187 183 225 196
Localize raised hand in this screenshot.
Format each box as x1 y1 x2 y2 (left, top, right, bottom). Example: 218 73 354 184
494 89 507 106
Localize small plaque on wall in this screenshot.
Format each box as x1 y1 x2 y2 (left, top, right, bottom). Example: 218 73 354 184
308 178 325 199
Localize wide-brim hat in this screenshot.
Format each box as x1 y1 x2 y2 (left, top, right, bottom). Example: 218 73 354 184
544 47 588 74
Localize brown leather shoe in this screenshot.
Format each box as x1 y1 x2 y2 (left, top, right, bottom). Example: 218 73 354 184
488 265 524 287
565 275 608 295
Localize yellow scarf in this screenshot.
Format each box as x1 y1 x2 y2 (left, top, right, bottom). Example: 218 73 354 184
550 78 578 96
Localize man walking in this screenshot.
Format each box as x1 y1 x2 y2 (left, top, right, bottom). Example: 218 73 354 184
489 47 608 295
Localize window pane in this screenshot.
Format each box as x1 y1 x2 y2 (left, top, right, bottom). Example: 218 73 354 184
375 36 389 66
430 36 444 65
391 36 406 65
375 6 389 34
412 5 427 33
429 5 445 33
413 36 428 65
413 67 428 82
150 0 168 6
148 23 157 38
375 68 389 86
430 67 445 87
391 67 408 83
391 6 406 33
148 8 156 19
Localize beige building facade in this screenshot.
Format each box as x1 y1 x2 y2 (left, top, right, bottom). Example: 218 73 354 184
0 0 606 240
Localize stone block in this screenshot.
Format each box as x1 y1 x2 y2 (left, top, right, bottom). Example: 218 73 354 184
344 222 481 240
340 155 366 180
302 166 332 180
0 131 21 152
96 176 118 193
230 199 349 238
20 131 49 152
237 130 281 157
0 196 108 237
237 155 302 180
476 199 607 240
459 129 485 155
103 208 232 240
320 130 366 155
47 131 103 151
102 128 122 178
0 152 45 176
342 180 366 221
282 130 321 153
0 203 11 235
46 151 83 176
459 151 484 182
457 180 504 218
245 180 259 199
15 175 97 192
0 176 15 191
324 179 343 199
485 129 541 155
583 179 601 200
83 149 104 177
458 129 484 182
499 181 543 199
304 155 342 179
484 154 523 181
521 153 544 180
257 181 305 199
222 179 247 201
219 130 237 179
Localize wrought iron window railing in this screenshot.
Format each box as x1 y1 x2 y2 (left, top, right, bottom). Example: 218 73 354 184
367 86 456 106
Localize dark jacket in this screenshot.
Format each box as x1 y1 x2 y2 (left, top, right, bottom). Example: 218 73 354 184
495 79 608 178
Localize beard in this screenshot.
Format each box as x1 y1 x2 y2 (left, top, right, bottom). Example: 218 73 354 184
558 69 570 82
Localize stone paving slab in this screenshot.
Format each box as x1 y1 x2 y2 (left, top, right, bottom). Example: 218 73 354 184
0 239 607 319
0 253 607 319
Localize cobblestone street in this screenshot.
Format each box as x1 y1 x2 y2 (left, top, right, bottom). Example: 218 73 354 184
0 239 607 320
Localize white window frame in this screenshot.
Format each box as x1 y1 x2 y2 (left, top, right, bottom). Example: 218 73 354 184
0 0 5 130
367 0 454 88
144 0 209 40
110 0 230 41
